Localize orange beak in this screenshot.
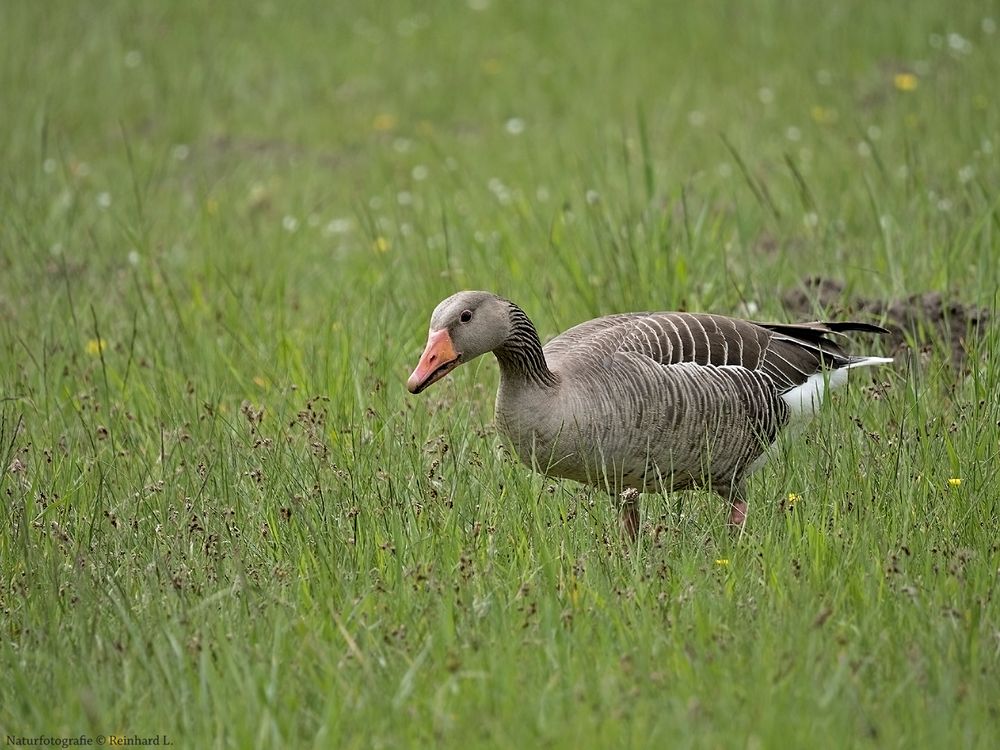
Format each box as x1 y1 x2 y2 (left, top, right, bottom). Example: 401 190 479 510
407 329 460 394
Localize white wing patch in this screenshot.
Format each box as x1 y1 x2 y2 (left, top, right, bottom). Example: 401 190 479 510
780 356 893 418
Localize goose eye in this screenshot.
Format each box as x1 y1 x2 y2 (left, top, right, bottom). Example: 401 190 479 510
459 309 473 323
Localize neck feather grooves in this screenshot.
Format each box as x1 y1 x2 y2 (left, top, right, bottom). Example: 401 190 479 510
495 303 558 388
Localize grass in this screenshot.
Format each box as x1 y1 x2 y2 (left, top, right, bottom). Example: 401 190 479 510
1 0 998 747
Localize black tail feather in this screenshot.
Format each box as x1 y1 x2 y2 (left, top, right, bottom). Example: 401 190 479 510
759 320 891 340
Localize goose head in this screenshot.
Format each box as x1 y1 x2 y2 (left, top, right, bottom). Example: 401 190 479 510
407 291 511 394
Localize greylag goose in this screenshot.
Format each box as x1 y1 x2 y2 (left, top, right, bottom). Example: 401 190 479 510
407 291 891 536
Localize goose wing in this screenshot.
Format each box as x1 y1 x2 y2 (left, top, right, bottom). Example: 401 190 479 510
545 312 887 392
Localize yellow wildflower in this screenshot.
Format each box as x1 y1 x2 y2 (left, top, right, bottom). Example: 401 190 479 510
947 478 962 487
893 73 919 92
372 236 390 253
810 106 837 124
787 492 801 508
85 338 107 355
372 113 397 132
715 559 730 567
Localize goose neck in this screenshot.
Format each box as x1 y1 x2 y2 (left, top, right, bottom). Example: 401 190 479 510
494 303 558 388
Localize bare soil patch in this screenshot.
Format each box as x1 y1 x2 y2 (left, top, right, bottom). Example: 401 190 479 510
783 277 991 367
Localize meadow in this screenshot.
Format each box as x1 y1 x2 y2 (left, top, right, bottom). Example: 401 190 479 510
1 0 998 747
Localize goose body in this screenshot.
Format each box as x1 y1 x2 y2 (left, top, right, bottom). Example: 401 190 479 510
407 292 891 534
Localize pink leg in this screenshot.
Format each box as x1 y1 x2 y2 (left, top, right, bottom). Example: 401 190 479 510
618 488 640 541
727 500 748 527
724 481 747 529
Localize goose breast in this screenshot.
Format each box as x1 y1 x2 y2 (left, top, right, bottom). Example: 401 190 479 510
497 348 786 493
